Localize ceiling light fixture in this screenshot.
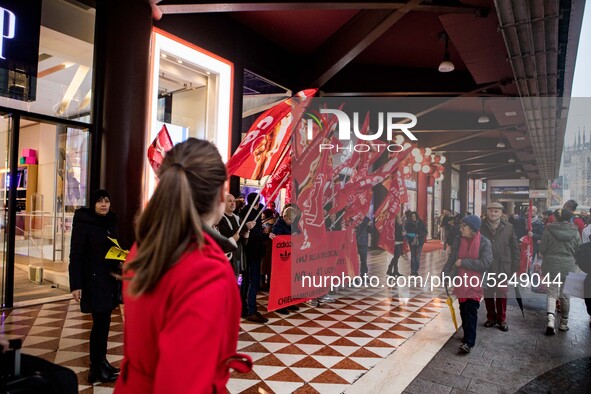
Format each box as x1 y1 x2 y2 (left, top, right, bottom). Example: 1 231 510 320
478 98 490 124
508 158 515 163
496 131 506 148
438 32 455 73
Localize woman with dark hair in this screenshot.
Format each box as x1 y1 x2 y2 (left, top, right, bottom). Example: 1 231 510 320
114 138 251 393
69 189 120 383
404 211 428 275
386 214 404 277
540 208 581 335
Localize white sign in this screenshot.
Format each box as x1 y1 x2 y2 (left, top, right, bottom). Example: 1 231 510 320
529 190 548 198
0 6 15 60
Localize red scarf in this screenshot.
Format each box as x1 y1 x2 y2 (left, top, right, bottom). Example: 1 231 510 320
458 232 481 260
456 232 483 303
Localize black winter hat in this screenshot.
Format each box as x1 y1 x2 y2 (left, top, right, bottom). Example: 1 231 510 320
91 189 111 206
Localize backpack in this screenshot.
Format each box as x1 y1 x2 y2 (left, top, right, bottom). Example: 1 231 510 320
575 242 591 274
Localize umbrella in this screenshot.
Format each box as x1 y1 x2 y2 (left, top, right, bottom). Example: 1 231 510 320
514 285 525 317
444 284 458 330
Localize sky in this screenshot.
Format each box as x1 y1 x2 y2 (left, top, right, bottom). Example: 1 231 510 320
571 0 591 98
564 0 590 149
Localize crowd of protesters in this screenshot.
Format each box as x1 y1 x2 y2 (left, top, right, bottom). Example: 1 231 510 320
216 193 591 342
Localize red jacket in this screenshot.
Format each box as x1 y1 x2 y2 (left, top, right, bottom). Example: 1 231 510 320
114 233 251 394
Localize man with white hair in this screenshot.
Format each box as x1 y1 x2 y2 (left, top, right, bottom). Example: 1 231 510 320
479 202 520 332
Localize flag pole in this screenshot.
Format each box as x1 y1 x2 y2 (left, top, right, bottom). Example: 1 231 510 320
235 144 291 234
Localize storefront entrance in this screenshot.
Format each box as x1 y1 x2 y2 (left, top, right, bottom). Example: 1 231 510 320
0 113 89 307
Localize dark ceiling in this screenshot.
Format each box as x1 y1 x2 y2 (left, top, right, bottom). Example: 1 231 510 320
153 0 583 181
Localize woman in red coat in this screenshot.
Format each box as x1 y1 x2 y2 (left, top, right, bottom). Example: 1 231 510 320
114 138 252 393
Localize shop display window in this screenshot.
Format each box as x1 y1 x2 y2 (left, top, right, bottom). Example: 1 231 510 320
146 29 233 199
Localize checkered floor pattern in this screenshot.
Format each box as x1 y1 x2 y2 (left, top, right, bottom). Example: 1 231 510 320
1 248 449 393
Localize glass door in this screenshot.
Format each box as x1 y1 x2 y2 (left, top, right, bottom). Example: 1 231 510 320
9 121 90 305
0 114 12 308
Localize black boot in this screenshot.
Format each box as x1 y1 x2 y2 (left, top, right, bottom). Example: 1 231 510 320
88 362 118 384
103 358 120 374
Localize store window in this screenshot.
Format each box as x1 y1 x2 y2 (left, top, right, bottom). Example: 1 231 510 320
146 29 233 199
0 0 95 306
0 0 95 122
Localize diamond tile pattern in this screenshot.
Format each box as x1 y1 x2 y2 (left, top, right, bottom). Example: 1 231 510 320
1 300 124 393
1 248 448 393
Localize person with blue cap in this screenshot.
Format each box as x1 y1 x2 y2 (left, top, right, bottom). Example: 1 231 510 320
443 215 493 353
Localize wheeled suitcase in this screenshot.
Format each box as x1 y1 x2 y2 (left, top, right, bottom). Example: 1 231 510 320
0 338 78 394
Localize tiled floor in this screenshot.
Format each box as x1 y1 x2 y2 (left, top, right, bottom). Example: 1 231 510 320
1 244 452 393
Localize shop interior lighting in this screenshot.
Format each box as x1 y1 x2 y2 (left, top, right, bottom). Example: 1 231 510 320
477 99 490 123
496 131 506 148
56 64 89 115
438 32 455 72
508 158 515 163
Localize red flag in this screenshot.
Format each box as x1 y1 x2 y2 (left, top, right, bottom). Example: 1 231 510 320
147 124 174 173
227 89 317 180
519 200 534 275
375 171 404 254
261 153 291 201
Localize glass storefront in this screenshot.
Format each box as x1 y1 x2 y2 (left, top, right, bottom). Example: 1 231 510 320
0 0 95 307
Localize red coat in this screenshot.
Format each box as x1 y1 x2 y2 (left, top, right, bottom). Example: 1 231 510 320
114 233 251 394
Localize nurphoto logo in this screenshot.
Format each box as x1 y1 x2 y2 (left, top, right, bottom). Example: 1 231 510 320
306 109 418 153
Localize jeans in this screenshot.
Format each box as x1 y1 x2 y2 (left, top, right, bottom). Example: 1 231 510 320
247 257 261 315
410 244 423 274
387 244 402 275
358 244 368 275
460 299 480 347
90 310 112 364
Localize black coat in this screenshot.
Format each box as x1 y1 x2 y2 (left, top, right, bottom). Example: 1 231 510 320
271 217 291 235
405 219 428 246
240 203 265 260
69 208 120 313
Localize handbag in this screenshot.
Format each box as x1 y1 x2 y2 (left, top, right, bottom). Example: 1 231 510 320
563 271 587 298
531 255 547 294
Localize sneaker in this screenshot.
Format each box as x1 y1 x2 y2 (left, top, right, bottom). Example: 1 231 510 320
459 343 471 354
246 312 269 324
287 305 300 311
484 320 496 328
558 317 569 331
319 295 336 303
498 321 509 331
545 313 555 336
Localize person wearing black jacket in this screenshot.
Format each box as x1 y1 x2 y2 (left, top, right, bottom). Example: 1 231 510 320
356 216 371 275
405 212 428 275
386 214 404 277
445 214 463 250
239 193 268 323
69 189 120 383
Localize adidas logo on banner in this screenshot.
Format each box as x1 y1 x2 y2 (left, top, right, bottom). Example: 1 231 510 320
279 250 291 262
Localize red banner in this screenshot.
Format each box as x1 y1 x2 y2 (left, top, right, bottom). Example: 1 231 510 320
147 124 174 173
268 233 348 311
227 88 317 180
375 172 404 254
